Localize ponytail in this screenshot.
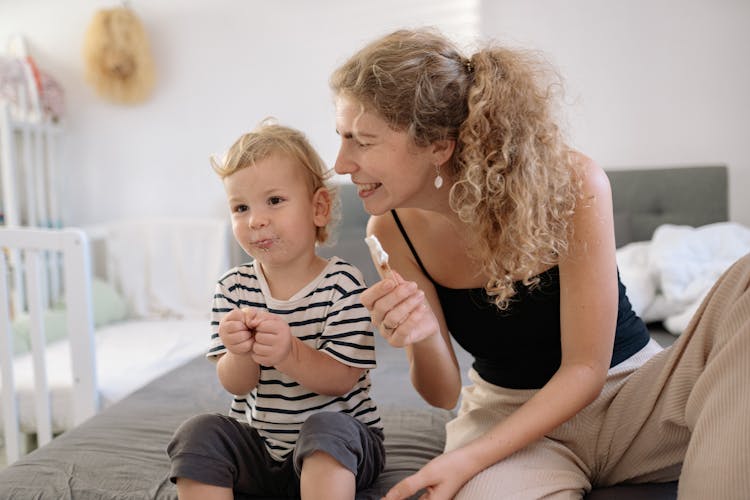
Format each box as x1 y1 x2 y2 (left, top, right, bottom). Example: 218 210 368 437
451 46 579 309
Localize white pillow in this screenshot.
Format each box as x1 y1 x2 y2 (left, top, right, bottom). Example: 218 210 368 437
616 241 656 318
11 278 128 355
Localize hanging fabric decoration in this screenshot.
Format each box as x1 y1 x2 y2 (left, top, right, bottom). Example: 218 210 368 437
82 6 155 104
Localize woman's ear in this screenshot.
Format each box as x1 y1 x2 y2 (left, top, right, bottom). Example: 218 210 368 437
431 139 456 167
312 187 332 227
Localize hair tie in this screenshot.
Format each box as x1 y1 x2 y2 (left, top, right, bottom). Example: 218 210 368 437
465 58 474 74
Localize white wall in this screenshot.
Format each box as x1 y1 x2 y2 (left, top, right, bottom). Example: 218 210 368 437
2 0 748 227
481 0 750 225
1 0 478 225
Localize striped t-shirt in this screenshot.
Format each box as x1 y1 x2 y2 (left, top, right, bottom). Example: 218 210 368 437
208 256 382 461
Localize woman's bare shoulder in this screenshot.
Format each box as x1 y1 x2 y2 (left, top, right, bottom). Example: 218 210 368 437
564 151 616 258
570 151 610 197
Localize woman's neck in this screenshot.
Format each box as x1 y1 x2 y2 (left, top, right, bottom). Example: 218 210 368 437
419 180 475 237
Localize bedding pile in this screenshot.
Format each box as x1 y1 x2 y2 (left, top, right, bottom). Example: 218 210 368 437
617 222 750 335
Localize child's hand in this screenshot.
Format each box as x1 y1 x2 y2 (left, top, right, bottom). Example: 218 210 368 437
248 310 294 367
218 307 257 355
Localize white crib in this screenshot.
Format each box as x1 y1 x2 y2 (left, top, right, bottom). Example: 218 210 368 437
1 34 64 227
0 226 98 464
0 218 228 465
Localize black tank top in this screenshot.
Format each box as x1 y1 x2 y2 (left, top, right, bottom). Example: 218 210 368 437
391 210 649 389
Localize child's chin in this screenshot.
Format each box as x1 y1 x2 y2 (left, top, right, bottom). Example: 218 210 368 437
242 248 264 261
245 249 280 264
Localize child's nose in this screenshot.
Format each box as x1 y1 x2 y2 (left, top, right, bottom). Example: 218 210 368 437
249 212 268 229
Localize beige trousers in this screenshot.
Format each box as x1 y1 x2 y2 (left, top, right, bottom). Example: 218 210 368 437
445 253 750 500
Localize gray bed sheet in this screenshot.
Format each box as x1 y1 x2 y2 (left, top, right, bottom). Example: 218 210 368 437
0 337 676 500
0 350 453 500
0 331 680 500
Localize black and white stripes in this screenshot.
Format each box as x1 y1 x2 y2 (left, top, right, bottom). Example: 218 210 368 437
208 257 381 460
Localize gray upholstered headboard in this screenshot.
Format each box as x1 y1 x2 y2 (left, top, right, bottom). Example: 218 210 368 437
238 165 729 283
606 165 728 247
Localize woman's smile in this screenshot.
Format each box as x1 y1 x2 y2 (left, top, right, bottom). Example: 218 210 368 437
355 181 382 197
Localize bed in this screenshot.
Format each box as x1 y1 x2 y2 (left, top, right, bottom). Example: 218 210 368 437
0 165 732 499
0 218 229 461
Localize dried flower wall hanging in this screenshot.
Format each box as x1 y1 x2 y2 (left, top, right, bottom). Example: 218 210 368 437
82 6 155 104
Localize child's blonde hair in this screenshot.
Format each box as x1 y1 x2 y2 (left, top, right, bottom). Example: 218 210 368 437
212 119 339 244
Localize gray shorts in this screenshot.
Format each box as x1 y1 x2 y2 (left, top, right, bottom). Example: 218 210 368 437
168 411 385 497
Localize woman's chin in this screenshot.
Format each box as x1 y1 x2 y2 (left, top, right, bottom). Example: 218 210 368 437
361 199 390 216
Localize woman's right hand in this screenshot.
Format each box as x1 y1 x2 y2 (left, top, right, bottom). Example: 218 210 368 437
361 270 441 347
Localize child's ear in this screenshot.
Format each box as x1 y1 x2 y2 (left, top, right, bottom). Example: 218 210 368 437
312 187 332 227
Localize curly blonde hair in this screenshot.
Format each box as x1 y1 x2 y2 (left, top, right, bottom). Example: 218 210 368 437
212 119 340 245
330 29 581 309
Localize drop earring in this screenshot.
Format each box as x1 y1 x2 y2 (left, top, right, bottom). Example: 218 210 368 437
434 165 444 189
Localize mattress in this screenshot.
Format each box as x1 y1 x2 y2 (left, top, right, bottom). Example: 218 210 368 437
1 318 209 433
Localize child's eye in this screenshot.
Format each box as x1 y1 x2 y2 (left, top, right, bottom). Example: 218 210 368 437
232 204 248 213
268 196 284 206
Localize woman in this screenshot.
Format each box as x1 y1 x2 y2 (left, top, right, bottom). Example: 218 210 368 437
330 28 750 499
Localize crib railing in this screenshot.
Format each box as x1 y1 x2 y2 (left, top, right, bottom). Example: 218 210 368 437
0 226 98 464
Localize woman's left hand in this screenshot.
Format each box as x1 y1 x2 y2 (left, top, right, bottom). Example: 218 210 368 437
383 450 473 500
